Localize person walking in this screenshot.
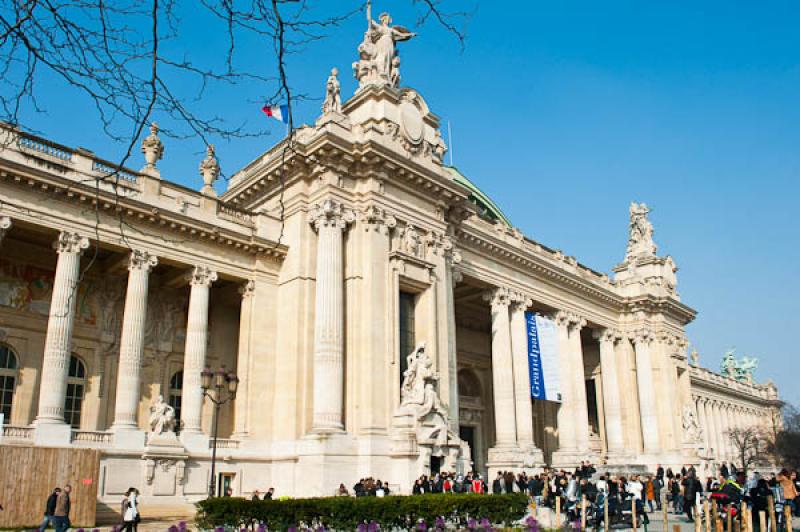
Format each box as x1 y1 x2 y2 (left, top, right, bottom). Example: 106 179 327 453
38 487 61 531
682 473 701 522
121 487 139 532
777 469 797 514
52 484 71 532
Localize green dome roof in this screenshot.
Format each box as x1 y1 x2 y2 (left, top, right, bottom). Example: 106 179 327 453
445 166 512 226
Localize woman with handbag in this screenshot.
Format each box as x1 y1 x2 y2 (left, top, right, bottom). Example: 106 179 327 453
121 487 140 532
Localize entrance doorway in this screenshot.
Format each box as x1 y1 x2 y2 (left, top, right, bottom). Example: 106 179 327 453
217 472 235 496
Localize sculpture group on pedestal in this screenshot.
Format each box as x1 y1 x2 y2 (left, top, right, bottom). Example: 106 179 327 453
626 202 657 260
353 3 416 89
721 348 758 383
394 343 467 472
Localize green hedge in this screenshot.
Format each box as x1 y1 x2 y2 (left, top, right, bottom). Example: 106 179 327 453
196 493 530 530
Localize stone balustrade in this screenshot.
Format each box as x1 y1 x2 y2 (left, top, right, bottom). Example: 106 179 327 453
2 425 35 441
72 430 114 446
211 438 240 449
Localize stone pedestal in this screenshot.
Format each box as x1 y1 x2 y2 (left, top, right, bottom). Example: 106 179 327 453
143 432 189 498
295 433 359 497
34 422 72 447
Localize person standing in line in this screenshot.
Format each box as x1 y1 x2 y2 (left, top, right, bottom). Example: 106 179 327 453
38 487 61 531
52 484 71 532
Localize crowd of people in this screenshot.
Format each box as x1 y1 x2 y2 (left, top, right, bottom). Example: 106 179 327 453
404 461 799 525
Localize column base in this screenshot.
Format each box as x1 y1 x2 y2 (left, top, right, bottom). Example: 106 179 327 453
486 444 528 477
34 421 72 446
295 432 359 497
550 449 595 470
110 427 146 450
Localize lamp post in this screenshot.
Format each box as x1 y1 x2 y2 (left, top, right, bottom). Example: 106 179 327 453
201 364 239 498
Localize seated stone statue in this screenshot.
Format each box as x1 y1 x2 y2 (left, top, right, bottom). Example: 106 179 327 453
149 394 176 434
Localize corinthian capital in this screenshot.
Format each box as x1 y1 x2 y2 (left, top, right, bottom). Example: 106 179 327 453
239 279 256 298
631 328 653 346
509 291 532 312
128 250 159 272
593 327 624 344
0 216 11 242
54 231 90 255
309 199 355 231
359 204 396 234
187 265 217 287
483 287 511 309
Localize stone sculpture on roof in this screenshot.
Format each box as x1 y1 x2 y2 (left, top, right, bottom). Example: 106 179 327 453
353 1 416 89
626 202 657 260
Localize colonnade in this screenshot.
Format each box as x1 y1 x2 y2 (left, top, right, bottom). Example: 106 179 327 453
15 225 252 445
693 393 768 463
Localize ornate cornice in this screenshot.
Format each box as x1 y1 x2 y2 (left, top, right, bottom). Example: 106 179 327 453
0 160 287 261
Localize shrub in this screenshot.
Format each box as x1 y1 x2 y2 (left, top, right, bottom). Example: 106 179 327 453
196 493 530 531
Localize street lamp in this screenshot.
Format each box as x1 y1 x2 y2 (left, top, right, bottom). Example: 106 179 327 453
201 364 239 498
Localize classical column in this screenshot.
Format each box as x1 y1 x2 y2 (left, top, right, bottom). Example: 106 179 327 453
697 397 711 455
568 315 592 454
595 328 625 458
232 280 255 438
632 330 661 454
309 199 353 433
110 250 158 431
509 293 537 454
180 265 217 434
553 311 578 456
36 232 90 425
445 267 462 434
0 216 11 244
709 400 722 461
485 287 518 448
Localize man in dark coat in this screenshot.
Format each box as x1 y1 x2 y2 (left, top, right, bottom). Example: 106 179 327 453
492 472 504 494
38 488 61 531
682 474 701 522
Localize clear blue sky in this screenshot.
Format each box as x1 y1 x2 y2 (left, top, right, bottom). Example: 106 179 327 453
15 2 800 404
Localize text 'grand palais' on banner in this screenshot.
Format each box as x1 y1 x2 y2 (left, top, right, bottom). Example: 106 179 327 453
525 312 562 402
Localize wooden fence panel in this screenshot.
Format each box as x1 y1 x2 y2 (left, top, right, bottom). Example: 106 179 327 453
0 445 101 528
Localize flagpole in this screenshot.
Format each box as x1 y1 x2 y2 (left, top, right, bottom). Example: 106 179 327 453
447 120 454 167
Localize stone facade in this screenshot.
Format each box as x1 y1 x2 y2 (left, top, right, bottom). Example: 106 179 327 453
0 18 783 509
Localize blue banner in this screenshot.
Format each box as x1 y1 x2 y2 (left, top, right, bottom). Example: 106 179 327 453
526 311 546 400
525 312 562 402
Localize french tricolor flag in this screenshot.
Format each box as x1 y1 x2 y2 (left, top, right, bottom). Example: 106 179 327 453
261 104 289 125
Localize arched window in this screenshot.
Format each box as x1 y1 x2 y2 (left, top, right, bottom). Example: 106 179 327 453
64 355 87 429
0 344 19 424
168 370 183 428
458 369 482 398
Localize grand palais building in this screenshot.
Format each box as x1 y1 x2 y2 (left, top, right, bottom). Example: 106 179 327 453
0 18 783 512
